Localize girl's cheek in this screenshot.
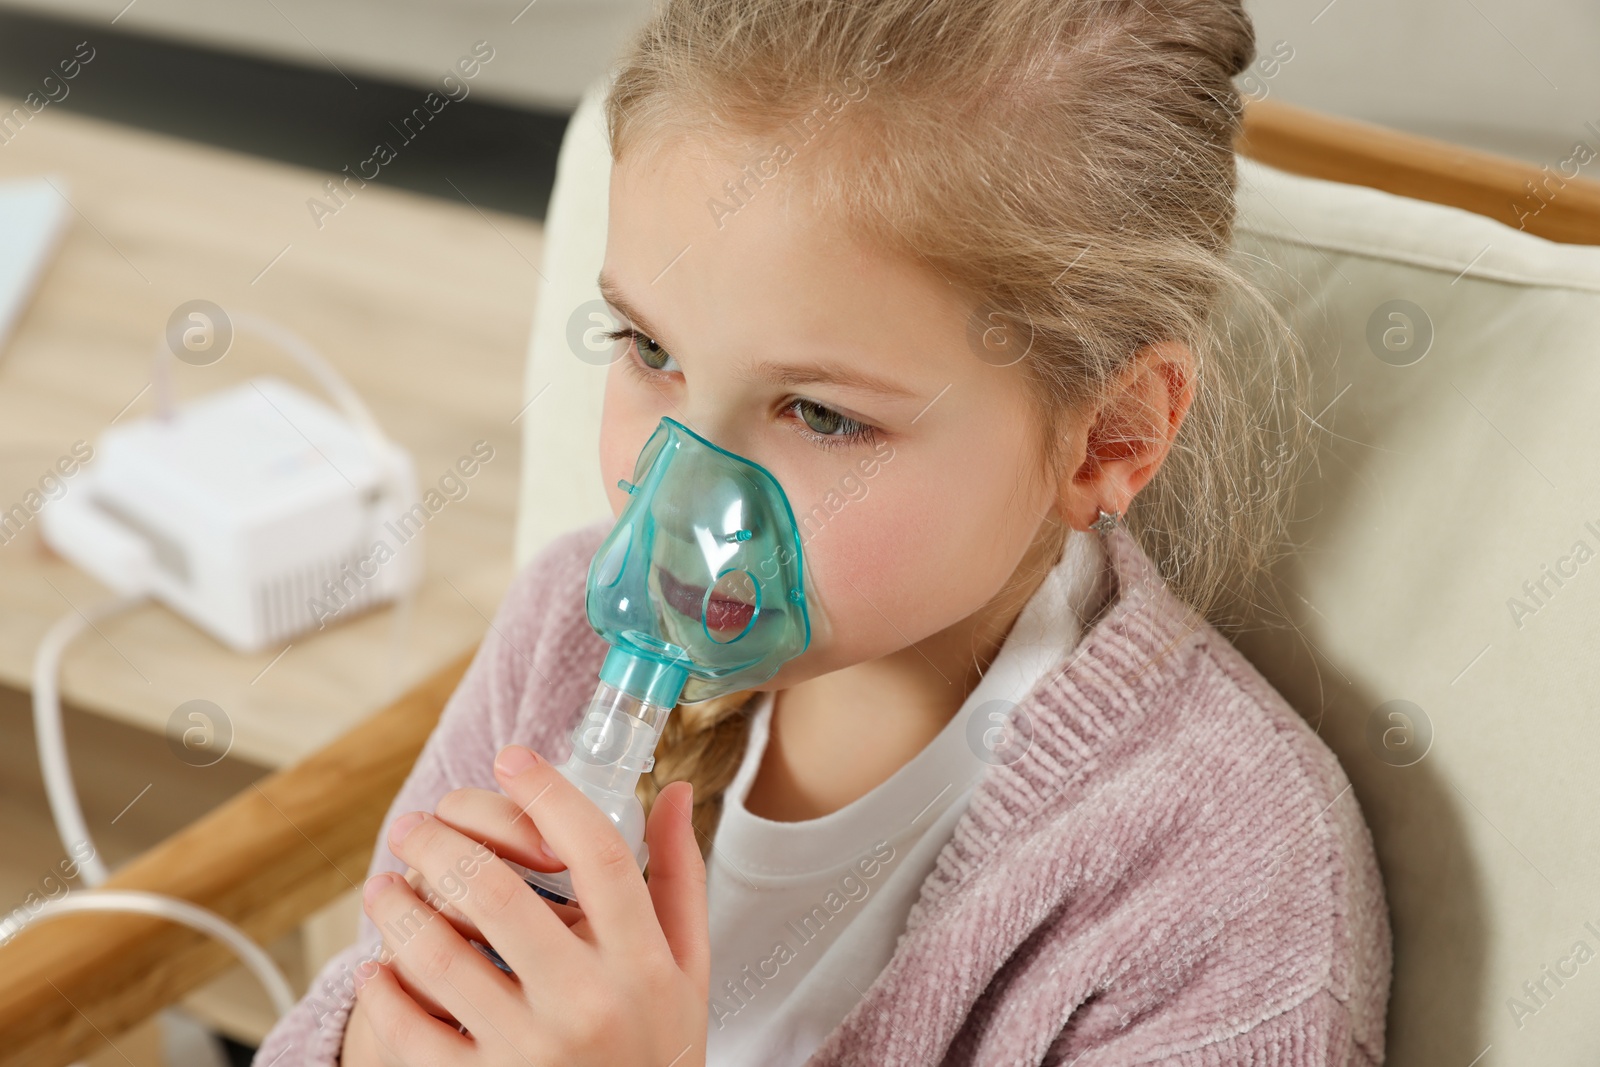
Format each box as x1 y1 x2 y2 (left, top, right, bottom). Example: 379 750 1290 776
598 372 661 516
799 493 934 648
797 453 1044 663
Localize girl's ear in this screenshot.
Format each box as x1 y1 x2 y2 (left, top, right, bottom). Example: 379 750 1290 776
1059 340 1196 530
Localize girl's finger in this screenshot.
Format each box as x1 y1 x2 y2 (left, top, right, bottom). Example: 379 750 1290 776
428 789 590 928
366 875 465 1024
642 780 711 989
405 860 584 942
493 744 667 956
362 871 525 1029
433 787 569 873
387 809 587 982
355 959 474 1066
368 970 461 1053
373 899 465 1026
403 866 487 947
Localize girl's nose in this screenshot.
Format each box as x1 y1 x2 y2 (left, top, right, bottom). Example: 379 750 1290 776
673 406 753 462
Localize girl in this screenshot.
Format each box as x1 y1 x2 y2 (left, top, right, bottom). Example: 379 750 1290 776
258 0 1391 1062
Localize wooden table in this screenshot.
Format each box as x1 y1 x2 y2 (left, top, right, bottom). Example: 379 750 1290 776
0 94 540 769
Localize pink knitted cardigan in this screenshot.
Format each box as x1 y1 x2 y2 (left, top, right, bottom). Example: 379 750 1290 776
255 518 1391 1066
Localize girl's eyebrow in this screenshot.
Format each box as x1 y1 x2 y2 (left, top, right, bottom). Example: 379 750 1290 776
598 270 918 400
598 270 675 350
747 359 919 400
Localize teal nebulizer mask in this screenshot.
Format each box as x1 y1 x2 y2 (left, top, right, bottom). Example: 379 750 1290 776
514 416 811 912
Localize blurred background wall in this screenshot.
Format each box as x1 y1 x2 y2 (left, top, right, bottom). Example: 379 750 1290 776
0 0 646 111
1245 0 1599 166
0 0 1593 221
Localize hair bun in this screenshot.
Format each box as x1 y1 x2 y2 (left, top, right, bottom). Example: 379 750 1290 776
1212 0 1256 79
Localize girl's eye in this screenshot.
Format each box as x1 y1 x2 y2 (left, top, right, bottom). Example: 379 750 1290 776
603 324 878 450
787 398 877 449
603 326 679 373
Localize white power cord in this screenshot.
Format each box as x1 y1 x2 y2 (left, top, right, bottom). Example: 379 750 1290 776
0 891 296 1017
30 597 133 887
27 595 299 1051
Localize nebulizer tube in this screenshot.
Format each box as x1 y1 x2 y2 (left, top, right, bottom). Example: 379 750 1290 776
473 416 812 972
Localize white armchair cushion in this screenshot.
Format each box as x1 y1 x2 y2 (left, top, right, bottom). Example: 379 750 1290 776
1229 156 1600 1067
514 73 615 566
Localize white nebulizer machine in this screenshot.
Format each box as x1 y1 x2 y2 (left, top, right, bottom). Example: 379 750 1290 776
474 415 814 973
40 315 421 650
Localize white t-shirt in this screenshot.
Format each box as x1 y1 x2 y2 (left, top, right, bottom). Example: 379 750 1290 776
703 526 1111 1066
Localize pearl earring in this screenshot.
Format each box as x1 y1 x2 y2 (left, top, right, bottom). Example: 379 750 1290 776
1091 507 1121 534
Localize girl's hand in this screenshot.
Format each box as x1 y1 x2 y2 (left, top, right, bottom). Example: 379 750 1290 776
373 782 600 1027
354 745 709 1066
404 780 591 937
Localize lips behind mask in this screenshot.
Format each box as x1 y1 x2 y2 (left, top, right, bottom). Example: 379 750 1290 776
587 415 811 706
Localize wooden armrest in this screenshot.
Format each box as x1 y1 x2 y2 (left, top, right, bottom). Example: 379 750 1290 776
0 646 477 1067
1239 97 1600 245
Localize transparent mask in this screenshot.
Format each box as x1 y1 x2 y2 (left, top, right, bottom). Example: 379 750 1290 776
588 415 811 706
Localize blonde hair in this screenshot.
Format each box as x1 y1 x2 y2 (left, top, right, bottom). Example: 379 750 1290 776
610 0 1314 855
